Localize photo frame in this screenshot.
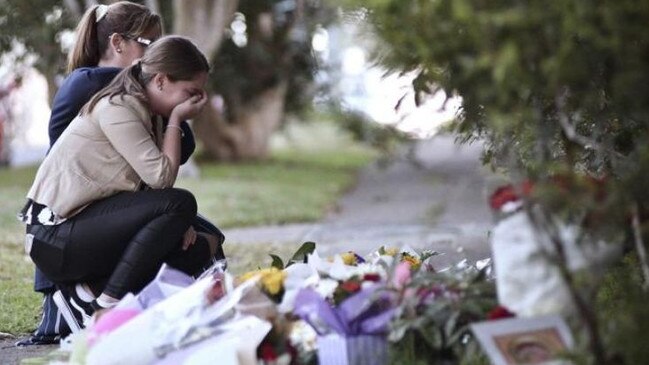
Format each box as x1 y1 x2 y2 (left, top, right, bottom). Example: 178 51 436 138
470 315 574 365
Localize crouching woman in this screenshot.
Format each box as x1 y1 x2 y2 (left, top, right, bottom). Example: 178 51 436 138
19 36 215 331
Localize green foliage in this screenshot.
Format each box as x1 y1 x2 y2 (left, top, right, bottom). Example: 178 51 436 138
228 242 307 277
597 254 649 364
287 241 316 265
269 253 285 270
347 0 649 363
269 241 316 269
353 0 649 182
210 0 337 116
0 1 75 77
388 265 497 365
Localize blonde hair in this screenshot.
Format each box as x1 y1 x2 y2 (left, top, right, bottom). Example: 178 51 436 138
81 36 210 115
67 1 162 73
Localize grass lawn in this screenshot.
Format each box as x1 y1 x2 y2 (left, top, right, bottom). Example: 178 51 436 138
0 143 375 335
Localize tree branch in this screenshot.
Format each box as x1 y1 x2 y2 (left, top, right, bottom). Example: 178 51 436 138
554 92 624 160
526 205 608 365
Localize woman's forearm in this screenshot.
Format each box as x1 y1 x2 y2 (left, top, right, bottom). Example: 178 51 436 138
162 117 183 183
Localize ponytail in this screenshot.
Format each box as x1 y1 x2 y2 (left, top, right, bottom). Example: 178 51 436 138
81 63 151 115
67 5 102 73
66 1 162 73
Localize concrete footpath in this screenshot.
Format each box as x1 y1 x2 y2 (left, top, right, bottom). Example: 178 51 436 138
224 135 497 268
0 135 498 363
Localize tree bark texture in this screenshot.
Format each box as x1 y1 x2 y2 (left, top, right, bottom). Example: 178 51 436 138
194 81 287 161
172 0 238 63
173 0 290 160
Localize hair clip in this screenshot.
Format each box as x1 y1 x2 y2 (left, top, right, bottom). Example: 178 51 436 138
95 4 109 23
135 37 152 47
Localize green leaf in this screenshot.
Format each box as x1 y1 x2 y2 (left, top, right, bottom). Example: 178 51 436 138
269 254 284 270
444 311 461 342
287 241 316 266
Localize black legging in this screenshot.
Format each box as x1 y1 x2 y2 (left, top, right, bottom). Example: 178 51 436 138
28 188 212 299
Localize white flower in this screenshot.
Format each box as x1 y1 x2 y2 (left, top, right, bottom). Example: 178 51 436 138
288 320 318 353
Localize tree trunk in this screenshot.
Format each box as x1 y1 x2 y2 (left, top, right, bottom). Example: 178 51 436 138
44 71 59 106
194 81 287 161
172 0 238 62
172 0 292 161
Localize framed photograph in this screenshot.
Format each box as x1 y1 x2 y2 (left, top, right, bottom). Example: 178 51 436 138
470 315 574 365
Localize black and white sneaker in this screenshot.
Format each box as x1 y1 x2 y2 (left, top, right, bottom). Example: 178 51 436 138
52 285 96 333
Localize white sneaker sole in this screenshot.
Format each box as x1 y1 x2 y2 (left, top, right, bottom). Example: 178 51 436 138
52 290 82 333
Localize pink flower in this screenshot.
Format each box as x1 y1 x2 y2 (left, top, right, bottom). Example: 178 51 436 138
416 285 444 303
206 275 226 304
393 261 412 288
87 309 141 346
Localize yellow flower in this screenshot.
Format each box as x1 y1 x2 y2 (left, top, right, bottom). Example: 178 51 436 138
261 269 287 295
239 268 269 282
238 267 286 295
341 252 357 266
401 253 421 270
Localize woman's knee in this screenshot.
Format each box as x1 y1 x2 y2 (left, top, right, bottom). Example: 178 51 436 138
166 234 213 276
160 188 197 219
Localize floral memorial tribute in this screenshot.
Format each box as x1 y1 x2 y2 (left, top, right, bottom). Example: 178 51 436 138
44 240 511 365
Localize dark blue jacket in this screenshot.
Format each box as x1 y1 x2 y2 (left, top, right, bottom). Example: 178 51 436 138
48 67 196 164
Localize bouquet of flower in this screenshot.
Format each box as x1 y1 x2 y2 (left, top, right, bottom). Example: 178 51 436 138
247 246 392 365
238 267 287 303
386 260 498 365
292 284 395 365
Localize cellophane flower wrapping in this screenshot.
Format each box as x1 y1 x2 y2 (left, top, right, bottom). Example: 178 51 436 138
490 184 620 316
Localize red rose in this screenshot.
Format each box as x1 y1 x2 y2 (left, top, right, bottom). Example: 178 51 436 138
489 182 533 211
487 305 516 320
259 342 278 361
363 273 381 282
340 280 361 293
489 185 519 211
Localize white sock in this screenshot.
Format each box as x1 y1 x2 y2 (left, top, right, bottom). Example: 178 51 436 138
96 295 119 309
75 283 95 302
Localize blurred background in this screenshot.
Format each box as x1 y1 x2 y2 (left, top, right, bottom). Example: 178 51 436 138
0 0 460 168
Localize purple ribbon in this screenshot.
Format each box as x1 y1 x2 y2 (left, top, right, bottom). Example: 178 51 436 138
293 285 396 336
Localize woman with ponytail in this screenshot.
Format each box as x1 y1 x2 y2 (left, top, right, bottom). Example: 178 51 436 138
20 36 215 334
50 1 163 144
20 2 164 346
17 2 224 346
